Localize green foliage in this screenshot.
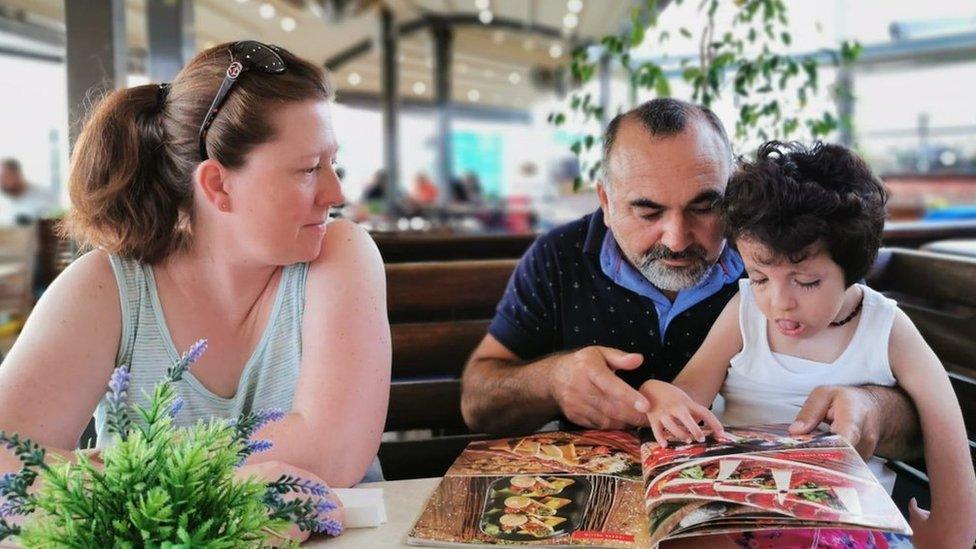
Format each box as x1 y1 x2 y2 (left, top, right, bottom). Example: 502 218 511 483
17 386 291 547
0 341 337 547
551 0 862 188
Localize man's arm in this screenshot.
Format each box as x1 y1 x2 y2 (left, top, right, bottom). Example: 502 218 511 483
460 335 561 434
863 384 922 460
461 335 651 435
790 384 922 461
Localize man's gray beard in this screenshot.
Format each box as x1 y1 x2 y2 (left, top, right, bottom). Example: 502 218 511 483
634 248 712 292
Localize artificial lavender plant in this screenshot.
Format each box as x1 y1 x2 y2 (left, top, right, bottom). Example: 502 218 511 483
0 339 340 547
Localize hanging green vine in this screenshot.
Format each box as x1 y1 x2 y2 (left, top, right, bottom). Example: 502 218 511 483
550 0 862 190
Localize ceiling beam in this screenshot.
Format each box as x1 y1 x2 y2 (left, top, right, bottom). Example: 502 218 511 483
325 14 564 71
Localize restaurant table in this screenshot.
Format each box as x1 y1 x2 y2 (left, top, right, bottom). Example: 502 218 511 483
920 238 976 258
306 477 440 547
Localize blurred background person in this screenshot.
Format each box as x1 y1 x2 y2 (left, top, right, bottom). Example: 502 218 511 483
0 159 57 226
409 171 439 207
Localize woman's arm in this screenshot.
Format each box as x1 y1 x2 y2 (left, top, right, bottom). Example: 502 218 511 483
254 220 391 487
0 251 122 471
887 309 976 548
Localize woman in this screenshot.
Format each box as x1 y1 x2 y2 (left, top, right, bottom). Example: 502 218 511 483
0 41 391 535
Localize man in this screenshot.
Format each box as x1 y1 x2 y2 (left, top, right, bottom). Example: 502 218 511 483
0 159 57 225
460 98 919 462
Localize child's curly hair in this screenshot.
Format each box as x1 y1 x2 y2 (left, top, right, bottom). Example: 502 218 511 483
722 141 888 286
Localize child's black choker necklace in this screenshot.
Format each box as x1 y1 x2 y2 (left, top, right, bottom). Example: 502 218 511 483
829 292 864 327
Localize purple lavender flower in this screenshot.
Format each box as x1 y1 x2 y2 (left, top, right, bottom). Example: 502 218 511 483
169 396 185 418
182 339 208 367
245 439 273 454
106 366 131 407
0 474 13 493
168 339 208 382
298 478 328 497
0 501 15 518
253 408 284 431
314 517 343 537
315 499 337 515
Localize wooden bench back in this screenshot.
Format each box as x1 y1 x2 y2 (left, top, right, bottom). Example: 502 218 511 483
375 233 536 263
382 260 514 479
867 248 976 508
386 259 516 322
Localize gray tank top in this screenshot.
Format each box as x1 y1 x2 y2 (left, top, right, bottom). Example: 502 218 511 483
94 255 382 482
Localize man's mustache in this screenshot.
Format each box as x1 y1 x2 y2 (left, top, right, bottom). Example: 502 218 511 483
640 244 707 263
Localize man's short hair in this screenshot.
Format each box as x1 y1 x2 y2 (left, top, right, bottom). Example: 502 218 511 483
1 159 21 173
601 98 730 184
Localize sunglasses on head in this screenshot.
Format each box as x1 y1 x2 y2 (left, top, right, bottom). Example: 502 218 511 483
197 40 287 160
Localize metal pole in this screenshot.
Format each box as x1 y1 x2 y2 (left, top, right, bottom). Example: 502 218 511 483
430 19 454 202
379 8 400 209
146 0 195 82
65 0 127 150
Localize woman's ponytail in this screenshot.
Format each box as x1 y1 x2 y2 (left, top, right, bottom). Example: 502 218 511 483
62 83 191 263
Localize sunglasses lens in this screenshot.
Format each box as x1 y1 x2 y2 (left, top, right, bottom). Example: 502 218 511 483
232 40 286 73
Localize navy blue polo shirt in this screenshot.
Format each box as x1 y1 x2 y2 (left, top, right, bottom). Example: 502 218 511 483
488 209 744 387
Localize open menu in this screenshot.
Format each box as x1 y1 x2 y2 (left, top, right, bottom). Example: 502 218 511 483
406 425 911 548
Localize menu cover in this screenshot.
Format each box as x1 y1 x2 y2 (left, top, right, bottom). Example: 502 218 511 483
406 425 910 548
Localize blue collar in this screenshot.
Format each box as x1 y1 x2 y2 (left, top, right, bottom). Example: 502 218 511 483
599 228 744 338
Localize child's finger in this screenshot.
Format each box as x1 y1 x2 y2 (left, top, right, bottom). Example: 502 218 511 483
675 409 705 442
908 498 930 521
661 415 692 443
650 419 669 448
695 405 725 437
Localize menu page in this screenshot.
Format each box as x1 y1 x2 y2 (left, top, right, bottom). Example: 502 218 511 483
641 425 912 547
408 430 649 548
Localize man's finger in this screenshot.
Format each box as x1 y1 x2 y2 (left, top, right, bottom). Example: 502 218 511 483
791 387 834 434
596 347 644 371
578 403 626 431
588 366 651 418
828 400 865 448
597 399 643 428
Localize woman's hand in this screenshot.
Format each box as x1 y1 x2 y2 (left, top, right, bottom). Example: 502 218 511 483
639 380 724 447
236 460 345 544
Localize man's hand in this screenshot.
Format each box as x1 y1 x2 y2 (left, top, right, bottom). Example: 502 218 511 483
789 385 881 459
549 346 651 430
640 380 724 447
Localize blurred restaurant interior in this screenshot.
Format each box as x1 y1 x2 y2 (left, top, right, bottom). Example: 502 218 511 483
0 0 975 544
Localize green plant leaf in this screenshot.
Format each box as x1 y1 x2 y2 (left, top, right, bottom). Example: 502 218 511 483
630 7 646 46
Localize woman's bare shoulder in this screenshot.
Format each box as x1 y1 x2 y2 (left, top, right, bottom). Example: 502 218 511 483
11 249 123 363
309 219 382 274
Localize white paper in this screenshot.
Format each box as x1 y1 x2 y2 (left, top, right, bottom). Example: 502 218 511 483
333 487 387 528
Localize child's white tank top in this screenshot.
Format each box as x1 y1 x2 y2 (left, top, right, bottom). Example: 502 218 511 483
721 279 899 492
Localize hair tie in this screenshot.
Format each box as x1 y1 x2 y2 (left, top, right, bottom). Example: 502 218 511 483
157 83 171 106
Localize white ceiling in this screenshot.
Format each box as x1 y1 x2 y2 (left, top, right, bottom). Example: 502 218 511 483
1 0 636 109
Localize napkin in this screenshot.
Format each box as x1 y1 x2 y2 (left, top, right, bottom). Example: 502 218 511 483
333 487 387 528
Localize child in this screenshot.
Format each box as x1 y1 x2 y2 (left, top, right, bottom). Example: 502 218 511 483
640 141 976 548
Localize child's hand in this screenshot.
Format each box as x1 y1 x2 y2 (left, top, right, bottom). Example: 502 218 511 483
640 380 724 447
908 498 975 549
